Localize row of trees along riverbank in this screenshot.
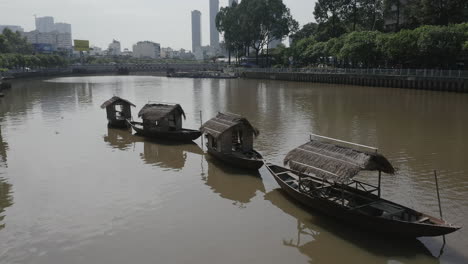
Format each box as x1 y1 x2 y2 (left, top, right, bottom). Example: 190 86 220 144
0 28 68 72
216 0 468 69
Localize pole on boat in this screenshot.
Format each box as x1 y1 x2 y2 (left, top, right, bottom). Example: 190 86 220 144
378 170 382 198
200 110 203 149
434 170 446 255
434 170 443 220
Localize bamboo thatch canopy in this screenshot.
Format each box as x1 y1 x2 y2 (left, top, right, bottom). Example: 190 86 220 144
100 96 135 109
138 104 186 121
200 112 259 139
284 140 395 183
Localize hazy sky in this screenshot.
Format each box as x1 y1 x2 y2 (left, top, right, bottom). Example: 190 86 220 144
0 0 317 50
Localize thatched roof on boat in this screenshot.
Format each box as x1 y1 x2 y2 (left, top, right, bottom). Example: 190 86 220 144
100 96 135 109
284 140 395 182
138 103 186 121
200 112 259 139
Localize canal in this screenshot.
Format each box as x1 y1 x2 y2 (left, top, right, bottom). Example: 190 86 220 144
0 76 467 263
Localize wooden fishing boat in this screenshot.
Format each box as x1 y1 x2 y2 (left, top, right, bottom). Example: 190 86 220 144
265 135 461 237
129 121 201 142
201 112 263 170
101 96 135 128
206 147 263 170
130 103 201 142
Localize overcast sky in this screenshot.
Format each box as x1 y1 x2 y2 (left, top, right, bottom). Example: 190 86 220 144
0 0 317 50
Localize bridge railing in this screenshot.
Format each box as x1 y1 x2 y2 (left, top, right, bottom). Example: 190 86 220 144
238 67 468 78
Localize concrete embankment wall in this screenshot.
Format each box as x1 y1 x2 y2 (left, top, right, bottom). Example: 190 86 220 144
242 72 468 93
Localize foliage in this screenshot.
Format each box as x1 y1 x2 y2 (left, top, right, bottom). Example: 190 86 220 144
0 53 68 69
216 0 298 65
279 23 468 69
289 23 318 44
339 31 381 67
0 28 33 54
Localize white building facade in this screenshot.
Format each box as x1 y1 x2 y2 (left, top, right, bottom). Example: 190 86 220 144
22 30 72 50
132 41 161 59
108 40 121 55
35 16 55 32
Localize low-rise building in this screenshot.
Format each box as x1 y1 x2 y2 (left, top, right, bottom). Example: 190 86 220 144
132 41 160 59
161 47 174 59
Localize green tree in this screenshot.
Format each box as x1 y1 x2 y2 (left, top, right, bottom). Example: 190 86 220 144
289 23 318 44
339 31 382 67
238 0 298 65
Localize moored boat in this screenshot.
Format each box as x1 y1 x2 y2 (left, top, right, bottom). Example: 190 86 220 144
101 96 135 128
130 103 201 142
201 112 263 170
265 135 461 237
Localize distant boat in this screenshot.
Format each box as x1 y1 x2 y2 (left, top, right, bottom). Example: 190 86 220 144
129 103 201 142
101 96 135 128
200 112 263 170
265 135 461 237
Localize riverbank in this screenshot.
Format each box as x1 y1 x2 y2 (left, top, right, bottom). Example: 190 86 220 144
241 70 468 93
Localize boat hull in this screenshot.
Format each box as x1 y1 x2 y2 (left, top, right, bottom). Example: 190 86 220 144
207 148 264 170
266 164 460 238
108 119 131 129
130 122 201 142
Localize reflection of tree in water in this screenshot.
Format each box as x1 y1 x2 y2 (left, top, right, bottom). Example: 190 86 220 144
0 177 13 230
103 127 135 150
203 158 265 207
264 189 436 263
0 127 8 167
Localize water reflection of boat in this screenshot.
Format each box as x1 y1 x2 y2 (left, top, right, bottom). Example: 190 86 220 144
264 189 437 263
203 157 265 206
103 127 134 150
0 178 13 230
266 135 460 237
140 140 203 170
103 127 203 170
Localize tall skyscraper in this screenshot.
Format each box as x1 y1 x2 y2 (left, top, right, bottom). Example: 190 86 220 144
229 0 238 6
209 0 219 49
35 16 55 32
54 23 72 34
191 10 202 53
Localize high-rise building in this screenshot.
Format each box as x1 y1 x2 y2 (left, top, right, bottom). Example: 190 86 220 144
22 30 72 50
35 16 55 32
209 0 220 49
229 0 238 7
132 41 161 59
191 10 202 54
108 40 121 55
0 25 24 33
54 23 71 34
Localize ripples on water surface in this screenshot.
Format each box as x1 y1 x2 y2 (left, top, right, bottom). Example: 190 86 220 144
0 76 467 263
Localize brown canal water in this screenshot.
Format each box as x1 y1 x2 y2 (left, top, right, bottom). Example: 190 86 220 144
0 76 467 264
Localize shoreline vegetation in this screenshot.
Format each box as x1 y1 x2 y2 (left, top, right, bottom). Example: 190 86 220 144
1 0 467 76
216 0 468 69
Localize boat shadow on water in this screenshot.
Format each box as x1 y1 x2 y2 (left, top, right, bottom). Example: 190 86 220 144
264 189 440 263
203 156 265 207
103 127 204 170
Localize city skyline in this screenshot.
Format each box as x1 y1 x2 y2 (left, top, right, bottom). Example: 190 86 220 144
0 0 317 51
